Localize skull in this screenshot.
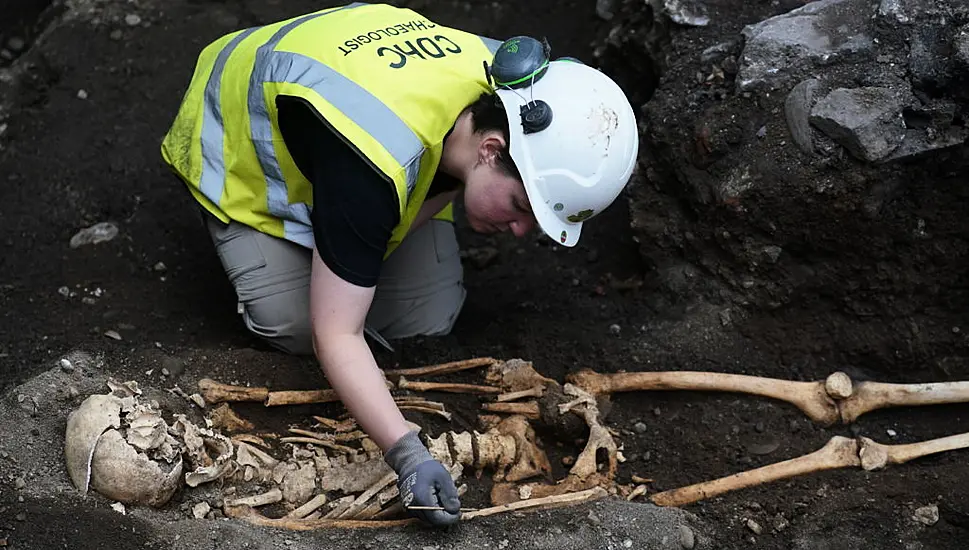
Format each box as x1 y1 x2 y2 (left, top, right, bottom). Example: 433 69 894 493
64 382 184 507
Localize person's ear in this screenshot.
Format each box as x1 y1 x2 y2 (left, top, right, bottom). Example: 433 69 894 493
478 132 506 165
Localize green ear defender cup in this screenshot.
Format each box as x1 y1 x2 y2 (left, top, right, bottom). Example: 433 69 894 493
489 36 551 89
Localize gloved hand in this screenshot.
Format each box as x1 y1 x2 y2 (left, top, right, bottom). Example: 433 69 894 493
384 430 461 527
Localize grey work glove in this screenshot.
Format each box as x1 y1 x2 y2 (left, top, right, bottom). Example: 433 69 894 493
384 430 461 527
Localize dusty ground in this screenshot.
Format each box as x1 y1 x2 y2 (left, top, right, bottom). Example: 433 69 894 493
1 0 968 549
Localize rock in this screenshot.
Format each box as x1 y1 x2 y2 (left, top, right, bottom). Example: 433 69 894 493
785 79 821 155
69 222 118 248
737 0 874 91
6 37 25 53
700 41 737 64
633 422 648 433
609 324 621 336
125 14 142 27
109 29 123 41
192 501 210 519
747 438 780 456
678 525 696 549
663 0 710 27
877 0 910 24
809 87 907 161
913 504 939 526
746 518 763 534
595 0 617 20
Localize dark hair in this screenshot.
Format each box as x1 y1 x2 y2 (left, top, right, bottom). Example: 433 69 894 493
467 92 523 181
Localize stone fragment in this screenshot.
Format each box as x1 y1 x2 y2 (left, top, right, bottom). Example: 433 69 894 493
663 0 709 27
877 0 909 24
809 87 906 161
69 222 118 248
737 0 874 91
913 505 939 526
784 79 820 155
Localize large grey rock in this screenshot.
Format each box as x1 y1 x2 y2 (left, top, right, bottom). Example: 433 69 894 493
809 86 907 161
737 0 874 91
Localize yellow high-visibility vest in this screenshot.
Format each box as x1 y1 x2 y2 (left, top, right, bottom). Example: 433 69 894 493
161 3 500 255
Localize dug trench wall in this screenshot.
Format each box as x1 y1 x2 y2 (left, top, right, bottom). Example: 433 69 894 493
597 0 969 376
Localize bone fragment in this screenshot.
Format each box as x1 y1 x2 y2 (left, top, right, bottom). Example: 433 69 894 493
209 403 254 433
398 405 452 420
320 459 395 494
627 485 648 501
481 401 540 419
559 384 617 481
425 416 551 482
287 428 366 443
226 488 284 508
397 377 501 395
462 487 609 519
383 357 498 379
225 503 417 529
323 495 357 519
338 472 397 519
230 434 270 449
312 416 358 432
497 386 545 402
394 398 447 411
285 494 328 519
279 436 358 454
486 359 555 392
226 487 608 529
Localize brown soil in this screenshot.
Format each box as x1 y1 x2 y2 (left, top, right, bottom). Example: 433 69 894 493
1 0 968 549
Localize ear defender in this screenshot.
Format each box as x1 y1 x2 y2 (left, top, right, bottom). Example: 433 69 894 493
483 36 555 135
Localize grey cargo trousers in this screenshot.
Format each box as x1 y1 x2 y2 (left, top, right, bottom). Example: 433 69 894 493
204 213 467 355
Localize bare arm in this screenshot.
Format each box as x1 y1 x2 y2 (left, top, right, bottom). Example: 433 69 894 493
309 248 410 451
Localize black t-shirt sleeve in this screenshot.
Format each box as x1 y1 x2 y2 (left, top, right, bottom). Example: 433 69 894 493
275 95 401 288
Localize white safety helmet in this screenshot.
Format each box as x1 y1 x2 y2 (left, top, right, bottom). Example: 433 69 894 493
492 44 639 247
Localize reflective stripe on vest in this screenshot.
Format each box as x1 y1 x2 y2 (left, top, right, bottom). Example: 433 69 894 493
185 6 502 247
